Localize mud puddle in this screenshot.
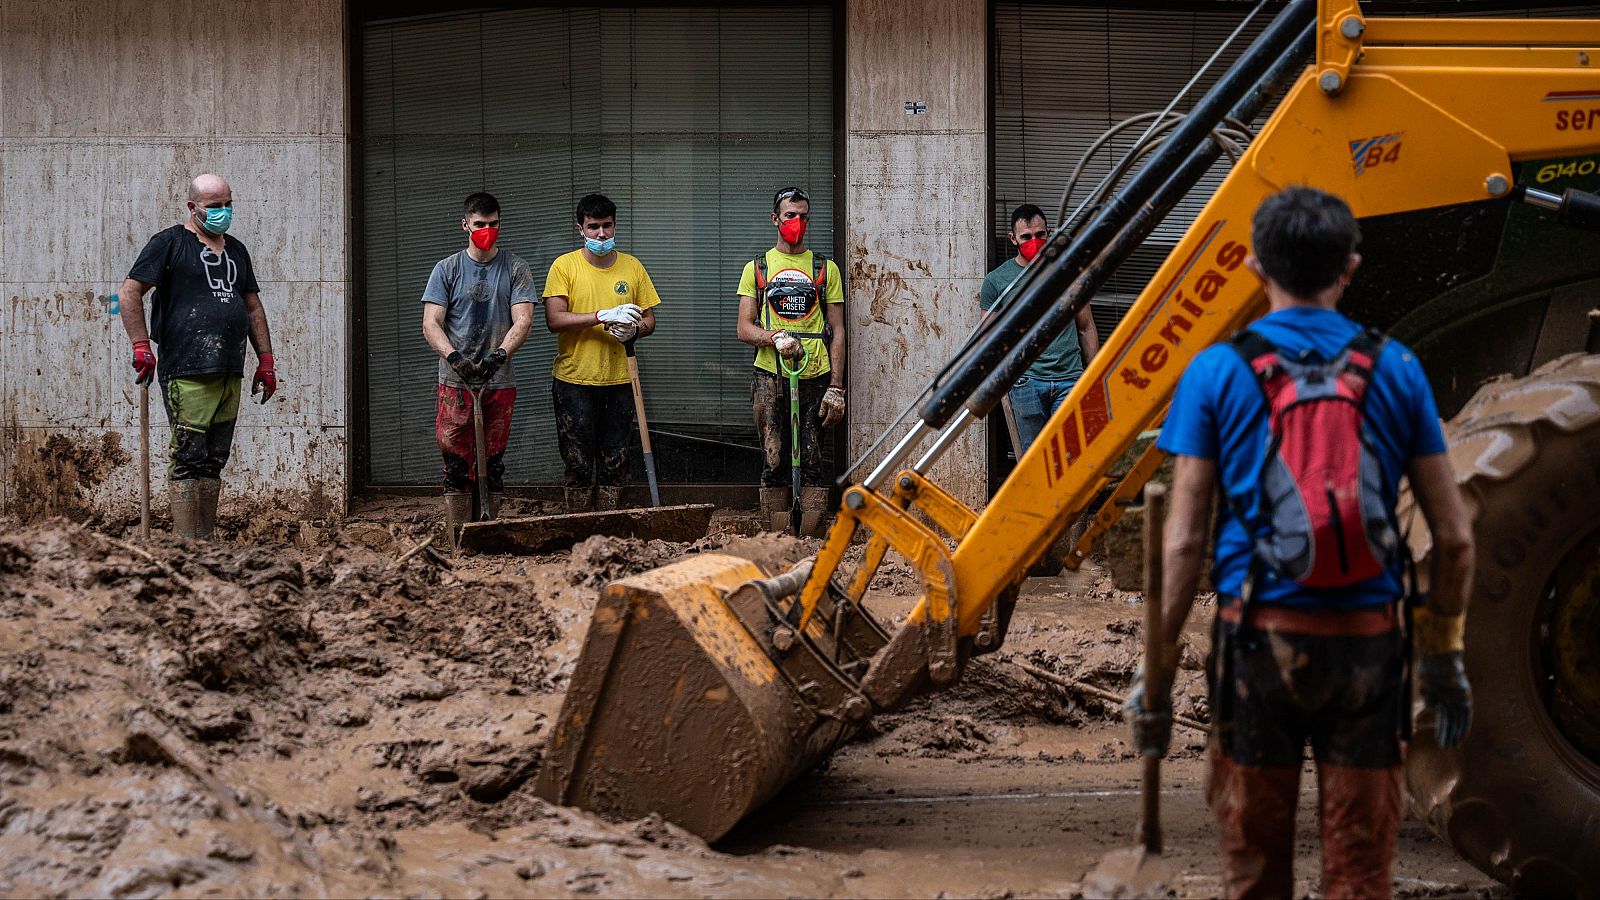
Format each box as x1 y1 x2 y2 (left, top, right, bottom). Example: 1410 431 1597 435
0 508 1504 897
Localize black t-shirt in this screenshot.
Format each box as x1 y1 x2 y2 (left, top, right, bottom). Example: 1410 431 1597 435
127 225 261 380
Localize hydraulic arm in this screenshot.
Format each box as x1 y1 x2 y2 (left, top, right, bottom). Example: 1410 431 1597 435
538 0 1600 844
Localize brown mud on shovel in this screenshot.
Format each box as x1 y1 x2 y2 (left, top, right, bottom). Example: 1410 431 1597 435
1084 483 1178 899
458 503 714 554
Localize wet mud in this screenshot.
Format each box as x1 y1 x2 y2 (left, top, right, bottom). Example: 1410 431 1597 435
5 431 131 522
0 503 1503 898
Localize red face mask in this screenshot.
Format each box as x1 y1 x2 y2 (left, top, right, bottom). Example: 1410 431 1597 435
470 226 499 251
778 217 807 246
1018 237 1046 263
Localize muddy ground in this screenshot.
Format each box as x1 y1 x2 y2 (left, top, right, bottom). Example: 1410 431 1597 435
0 499 1502 898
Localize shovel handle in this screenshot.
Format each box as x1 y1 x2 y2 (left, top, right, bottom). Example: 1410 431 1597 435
625 341 661 508
139 383 150 541
1140 482 1168 855
469 387 490 520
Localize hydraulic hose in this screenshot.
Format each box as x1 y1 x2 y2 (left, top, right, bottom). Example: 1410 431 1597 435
966 26 1316 418
916 0 1316 429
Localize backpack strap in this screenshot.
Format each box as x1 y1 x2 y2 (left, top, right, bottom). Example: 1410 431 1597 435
813 253 828 290
754 254 769 292
1338 327 1387 409
1227 328 1281 403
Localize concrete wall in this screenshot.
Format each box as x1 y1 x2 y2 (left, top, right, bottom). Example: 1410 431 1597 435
845 0 989 506
0 0 349 521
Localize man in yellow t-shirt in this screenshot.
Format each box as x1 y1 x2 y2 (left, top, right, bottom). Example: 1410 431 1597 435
735 186 846 536
543 193 662 513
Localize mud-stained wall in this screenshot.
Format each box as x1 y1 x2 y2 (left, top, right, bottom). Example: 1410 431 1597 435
0 0 349 520
845 0 988 507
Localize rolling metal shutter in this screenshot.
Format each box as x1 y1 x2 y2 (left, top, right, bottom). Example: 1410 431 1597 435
993 2 1600 338
361 4 834 486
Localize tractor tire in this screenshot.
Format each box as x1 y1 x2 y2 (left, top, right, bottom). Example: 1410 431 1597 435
1403 352 1600 898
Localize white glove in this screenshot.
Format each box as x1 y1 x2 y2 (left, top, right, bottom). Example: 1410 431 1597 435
772 330 803 359
596 303 643 327
606 322 639 343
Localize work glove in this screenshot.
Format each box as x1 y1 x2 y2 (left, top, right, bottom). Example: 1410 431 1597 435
477 347 508 382
446 350 478 383
596 303 643 328
605 321 639 343
1123 665 1173 758
131 339 157 385
251 352 277 403
1418 650 1472 748
819 386 846 428
772 330 802 360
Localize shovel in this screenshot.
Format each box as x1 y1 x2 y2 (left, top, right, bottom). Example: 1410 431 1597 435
1083 482 1177 899
776 343 810 536
468 381 491 521
456 342 714 554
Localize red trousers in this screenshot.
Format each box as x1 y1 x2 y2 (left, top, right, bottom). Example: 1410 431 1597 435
1207 748 1402 899
435 385 515 493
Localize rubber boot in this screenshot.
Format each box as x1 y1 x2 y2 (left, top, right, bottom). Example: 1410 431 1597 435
484 492 502 520
170 480 200 539
443 493 472 550
565 486 595 514
798 486 831 538
596 485 622 511
759 487 791 534
196 477 221 540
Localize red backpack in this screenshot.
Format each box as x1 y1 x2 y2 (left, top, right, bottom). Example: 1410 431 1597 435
1230 328 1400 588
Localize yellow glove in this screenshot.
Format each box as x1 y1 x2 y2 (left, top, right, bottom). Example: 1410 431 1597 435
1413 607 1466 656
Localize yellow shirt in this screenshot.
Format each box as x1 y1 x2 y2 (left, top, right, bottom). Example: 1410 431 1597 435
544 249 662 386
736 248 844 380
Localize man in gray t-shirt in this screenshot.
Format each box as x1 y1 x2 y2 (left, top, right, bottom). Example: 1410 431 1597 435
421 192 537 543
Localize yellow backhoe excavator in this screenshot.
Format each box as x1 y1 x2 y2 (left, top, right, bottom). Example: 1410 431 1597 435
536 1 1600 893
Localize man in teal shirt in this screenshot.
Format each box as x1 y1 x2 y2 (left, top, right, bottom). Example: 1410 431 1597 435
980 204 1100 450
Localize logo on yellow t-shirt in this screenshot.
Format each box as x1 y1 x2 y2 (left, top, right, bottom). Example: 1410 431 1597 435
763 268 819 323
614 281 628 295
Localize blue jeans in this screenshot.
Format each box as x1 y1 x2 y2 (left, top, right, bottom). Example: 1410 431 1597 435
1008 376 1076 451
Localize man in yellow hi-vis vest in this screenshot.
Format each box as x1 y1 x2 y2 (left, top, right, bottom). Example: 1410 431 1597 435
735 187 846 536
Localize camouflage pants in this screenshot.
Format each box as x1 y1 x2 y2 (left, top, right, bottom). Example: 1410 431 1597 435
751 369 829 488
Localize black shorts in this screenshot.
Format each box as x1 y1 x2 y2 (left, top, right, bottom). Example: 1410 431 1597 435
1210 600 1406 769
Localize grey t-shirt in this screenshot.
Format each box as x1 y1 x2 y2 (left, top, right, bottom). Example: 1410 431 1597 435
421 249 537 389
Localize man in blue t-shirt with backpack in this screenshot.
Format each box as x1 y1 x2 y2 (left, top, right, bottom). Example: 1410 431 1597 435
1129 187 1476 898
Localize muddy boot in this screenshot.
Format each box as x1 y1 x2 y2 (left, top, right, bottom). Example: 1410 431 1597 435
798 486 831 538
759 487 791 533
484 492 502 520
443 493 472 550
170 480 200 538
565 486 595 514
195 477 221 540
596 485 623 512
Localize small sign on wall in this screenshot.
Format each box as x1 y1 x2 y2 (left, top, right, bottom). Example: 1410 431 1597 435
904 100 927 115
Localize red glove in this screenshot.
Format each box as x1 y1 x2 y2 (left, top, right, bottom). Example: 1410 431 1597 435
252 353 277 403
132 339 157 385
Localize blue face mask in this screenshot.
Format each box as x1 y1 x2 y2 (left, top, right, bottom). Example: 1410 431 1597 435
584 236 615 255
195 204 233 235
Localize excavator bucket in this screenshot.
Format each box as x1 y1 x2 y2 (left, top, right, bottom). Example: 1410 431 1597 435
534 552 891 840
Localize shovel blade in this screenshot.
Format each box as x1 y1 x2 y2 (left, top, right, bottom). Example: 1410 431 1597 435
459 503 714 554
1083 847 1177 899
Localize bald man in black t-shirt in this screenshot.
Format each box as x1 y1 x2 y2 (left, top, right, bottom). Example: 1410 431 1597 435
118 174 278 539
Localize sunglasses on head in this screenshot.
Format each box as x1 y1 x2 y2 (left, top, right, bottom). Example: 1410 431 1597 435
774 188 810 205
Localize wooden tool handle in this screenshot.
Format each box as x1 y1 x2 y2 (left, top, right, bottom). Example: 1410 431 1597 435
1140 482 1168 855
139 383 151 541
